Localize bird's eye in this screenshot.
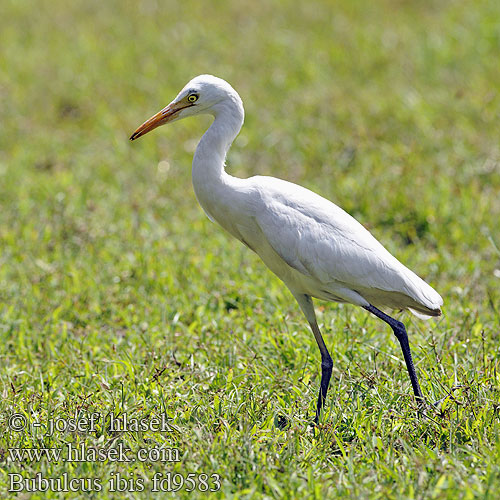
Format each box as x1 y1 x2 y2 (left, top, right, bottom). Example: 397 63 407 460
188 94 198 103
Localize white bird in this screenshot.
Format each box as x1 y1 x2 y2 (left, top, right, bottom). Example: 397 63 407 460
130 75 443 423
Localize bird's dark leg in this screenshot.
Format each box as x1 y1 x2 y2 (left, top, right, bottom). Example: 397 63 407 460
363 304 424 404
309 319 333 424
293 293 333 424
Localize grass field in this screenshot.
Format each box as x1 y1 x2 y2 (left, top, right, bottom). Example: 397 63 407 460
1 0 500 498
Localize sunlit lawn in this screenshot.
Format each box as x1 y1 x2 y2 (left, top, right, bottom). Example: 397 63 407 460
0 0 499 498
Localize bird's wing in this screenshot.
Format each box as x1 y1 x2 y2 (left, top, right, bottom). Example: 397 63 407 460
251 176 427 296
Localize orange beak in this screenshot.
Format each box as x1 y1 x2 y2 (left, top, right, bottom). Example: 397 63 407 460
130 101 192 140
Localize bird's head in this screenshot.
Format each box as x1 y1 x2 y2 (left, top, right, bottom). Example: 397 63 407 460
130 75 243 140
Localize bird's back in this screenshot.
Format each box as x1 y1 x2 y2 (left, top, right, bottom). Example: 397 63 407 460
243 176 442 317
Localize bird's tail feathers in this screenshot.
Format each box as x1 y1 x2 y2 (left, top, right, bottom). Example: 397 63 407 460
408 306 442 320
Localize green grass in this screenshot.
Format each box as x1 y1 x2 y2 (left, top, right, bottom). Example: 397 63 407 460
1 0 499 498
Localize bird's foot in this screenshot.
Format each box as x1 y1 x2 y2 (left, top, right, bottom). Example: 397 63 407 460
431 397 445 409
429 386 464 412
430 394 454 412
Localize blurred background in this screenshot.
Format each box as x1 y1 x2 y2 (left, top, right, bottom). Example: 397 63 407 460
1 0 498 317
0 0 499 495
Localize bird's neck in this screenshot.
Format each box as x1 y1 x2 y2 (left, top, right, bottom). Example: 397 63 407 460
192 100 244 199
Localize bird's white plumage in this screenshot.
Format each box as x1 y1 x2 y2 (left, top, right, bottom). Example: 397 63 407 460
135 75 443 318
248 175 442 314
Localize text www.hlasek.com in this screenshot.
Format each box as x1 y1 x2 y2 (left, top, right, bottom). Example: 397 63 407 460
8 442 178 464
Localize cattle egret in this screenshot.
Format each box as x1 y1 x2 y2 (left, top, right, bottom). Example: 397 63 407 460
130 75 443 423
